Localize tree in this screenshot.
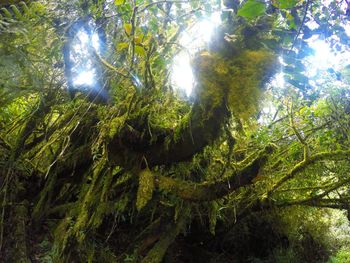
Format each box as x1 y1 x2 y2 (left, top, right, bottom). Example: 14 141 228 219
0 0 349 262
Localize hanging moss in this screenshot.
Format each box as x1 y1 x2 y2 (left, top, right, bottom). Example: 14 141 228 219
227 50 277 120
9 201 30 263
192 49 277 121
32 172 57 221
136 168 155 211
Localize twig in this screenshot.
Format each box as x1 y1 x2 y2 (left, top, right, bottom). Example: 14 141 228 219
267 149 350 195
290 0 310 51
94 50 129 78
129 1 138 72
137 0 189 14
289 102 310 160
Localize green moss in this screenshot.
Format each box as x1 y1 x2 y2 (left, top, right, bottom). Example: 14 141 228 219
108 114 127 140
227 50 277 119
173 112 191 143
32 173 57 221
136 168 155 211
192 52 228 112
192 49 277 121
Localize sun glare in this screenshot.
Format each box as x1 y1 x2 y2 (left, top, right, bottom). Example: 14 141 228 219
92 32 100 51
70 27 102 88
73 70 95 86
171 12 221 97
272 71 285 89
304 36 350 81
171 52 194 97
307 40 335 77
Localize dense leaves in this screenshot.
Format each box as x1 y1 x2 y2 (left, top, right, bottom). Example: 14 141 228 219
0 0 350 262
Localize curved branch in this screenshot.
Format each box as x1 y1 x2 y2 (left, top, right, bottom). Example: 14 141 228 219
107 43 277 168
108 53 231 167
272 177 350 208
268 149 350 195
154 145 274 201
141 214 186 263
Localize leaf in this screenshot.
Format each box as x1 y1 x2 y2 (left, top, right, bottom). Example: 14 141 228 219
237 0 266 20
135 45 146 57
1 7 12 18
115 0 124 5
274 0 298 9
31 2 46 15
286 12 297 30
136 168 154 211
124 23 132 36
340 65 350 84
117 42 129 51
134 34 144 44
10 5 22 19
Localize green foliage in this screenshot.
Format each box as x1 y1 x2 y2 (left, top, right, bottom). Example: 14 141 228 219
0 0 350 262
237 0 266 20
328 249 350 263
272 0 298 9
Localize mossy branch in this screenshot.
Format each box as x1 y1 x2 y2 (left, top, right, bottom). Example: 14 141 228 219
154 145 274 201
268 150 350 195
289 102 310 160
141 215 186 263
108 50 277 167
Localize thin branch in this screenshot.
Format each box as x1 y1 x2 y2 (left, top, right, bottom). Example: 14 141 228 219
267 149 350 195
281 178 350 206
275 182 336 193
137 0 189 14
290 0 310 51
94 51 129 78
129 1 138 72
289 102 310 160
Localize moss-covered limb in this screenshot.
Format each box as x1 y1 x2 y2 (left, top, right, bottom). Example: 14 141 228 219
255 195 350 213
31 146 93 221
8 201 31 263
47 202 76 216
108 67 226 167
32 172 57 221
108 50 277 167
11 94 54 161
146 103 230 166
0 136 11 151
117 217 165 261
141 215 186 263
268 149 350 195
22 109 76 153
107 47 277 168
265 177 350 210
107 94 229 168
154 146 274 201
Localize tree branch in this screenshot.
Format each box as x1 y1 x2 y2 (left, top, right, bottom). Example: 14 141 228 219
137 0 189 14
268 150 350 195
141 214 186 263
154 145 274 201
108 52 232 167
